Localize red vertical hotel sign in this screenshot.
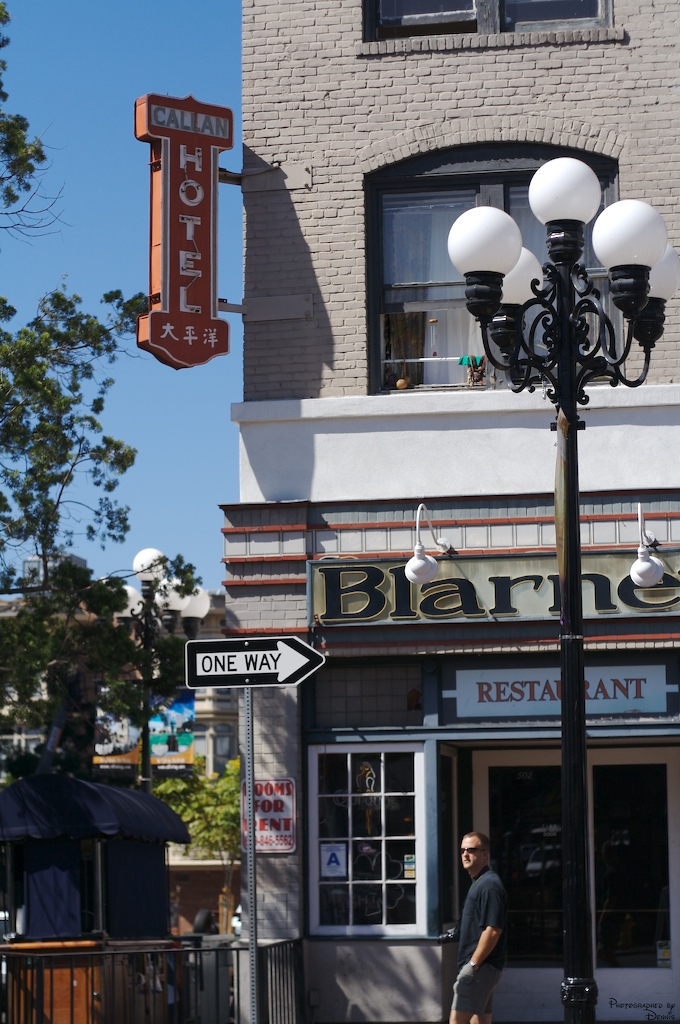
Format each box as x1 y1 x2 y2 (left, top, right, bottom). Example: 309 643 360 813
135 94 233 369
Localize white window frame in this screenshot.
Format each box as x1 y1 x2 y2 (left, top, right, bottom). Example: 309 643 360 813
308 743 427 936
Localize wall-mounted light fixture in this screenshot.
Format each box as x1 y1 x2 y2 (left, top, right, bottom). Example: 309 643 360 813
630 504 664 588
404 504 451 584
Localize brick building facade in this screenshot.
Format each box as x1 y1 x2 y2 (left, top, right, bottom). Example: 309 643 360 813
225 2 680 1020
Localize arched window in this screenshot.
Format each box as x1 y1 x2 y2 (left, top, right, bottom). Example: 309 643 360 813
366 143 617 393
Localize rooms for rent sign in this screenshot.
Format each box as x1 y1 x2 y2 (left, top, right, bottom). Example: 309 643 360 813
241 778 296 854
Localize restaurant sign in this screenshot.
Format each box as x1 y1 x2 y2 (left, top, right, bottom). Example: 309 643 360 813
310 552 680 626
135 94 233 369
445 663 673 722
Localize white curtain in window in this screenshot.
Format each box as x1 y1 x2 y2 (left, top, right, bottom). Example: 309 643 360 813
508 185 546 265
383 191 474 287
423 306 484 385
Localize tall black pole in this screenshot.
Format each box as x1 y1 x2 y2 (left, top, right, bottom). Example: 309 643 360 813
457 177 664 1024
139 581 155 796
140 714 152 794
553 243 597 1024
245 686 260 1024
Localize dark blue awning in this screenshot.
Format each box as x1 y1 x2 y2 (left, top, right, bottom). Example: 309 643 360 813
0 774 190 844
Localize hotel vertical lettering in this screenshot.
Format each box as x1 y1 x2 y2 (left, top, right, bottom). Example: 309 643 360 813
135 94 234 369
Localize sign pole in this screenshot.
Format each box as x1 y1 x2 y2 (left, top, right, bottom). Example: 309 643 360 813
245 685 259 1024
183 635 325 1024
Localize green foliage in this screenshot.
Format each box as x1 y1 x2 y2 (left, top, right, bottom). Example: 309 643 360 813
0 555 203 772
0 336 144 761
0 287 147 595
0 559 137 772
155 758 242 865
0 3 53 232
0 560 137 712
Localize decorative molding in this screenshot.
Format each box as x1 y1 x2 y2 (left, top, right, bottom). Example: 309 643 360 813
357 115 625 174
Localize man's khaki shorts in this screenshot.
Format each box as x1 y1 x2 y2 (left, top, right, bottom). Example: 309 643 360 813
451 961 502 1015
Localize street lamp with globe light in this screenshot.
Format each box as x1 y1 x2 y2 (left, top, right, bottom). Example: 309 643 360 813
446 157 678 1024
119 548 210 794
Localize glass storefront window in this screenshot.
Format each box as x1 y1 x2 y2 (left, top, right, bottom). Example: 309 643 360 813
213 724 236 775
310 746 424 934
593 764 669 969
193 723 236 777
489 765 563 965
488 761 670 967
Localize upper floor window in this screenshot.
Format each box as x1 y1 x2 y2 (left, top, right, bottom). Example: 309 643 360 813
366 144 617 394
194 722 237 776
367 0 606 38
376 0 476 36
505 0 600 30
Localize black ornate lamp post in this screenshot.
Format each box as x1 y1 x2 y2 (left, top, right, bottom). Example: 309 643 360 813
447 157 679 1024
121 547 211 794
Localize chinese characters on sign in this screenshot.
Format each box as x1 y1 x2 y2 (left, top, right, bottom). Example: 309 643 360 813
134 94 234 369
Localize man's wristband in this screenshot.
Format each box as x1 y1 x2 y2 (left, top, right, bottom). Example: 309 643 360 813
470 959 477 970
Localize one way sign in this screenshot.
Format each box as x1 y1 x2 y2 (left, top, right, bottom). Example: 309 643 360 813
184 636 326 690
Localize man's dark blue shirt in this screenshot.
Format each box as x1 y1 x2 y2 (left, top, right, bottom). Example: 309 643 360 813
458 865 508 970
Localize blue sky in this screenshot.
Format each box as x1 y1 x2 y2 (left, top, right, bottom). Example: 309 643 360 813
2 1 243 592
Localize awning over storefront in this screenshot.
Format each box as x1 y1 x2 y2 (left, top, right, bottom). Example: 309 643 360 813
0 773 190 844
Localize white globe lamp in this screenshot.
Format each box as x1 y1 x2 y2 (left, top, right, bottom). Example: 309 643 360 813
501 248 544 305
528 157 602 225
132 547 166 582
592 200 667 269
447 207 522 275
649 244 680 300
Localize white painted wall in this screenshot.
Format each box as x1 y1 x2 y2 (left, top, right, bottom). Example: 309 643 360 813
304 940 457 1023
232 385 680 505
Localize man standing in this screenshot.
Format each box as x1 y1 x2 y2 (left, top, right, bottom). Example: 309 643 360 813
450 831 507 1024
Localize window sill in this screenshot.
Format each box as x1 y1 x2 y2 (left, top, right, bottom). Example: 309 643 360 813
382 383 492 394
357 25 625 57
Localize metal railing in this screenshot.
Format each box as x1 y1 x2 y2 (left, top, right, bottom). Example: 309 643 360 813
257 938 304 1024
0 938 304 1024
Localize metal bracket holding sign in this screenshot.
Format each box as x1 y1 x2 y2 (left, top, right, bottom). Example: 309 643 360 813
184 635 325 1024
